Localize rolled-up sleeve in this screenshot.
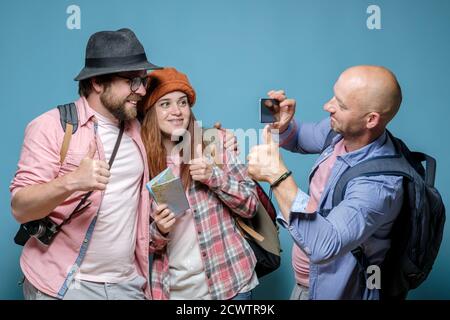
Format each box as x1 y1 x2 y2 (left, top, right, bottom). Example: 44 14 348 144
149 221 171 253
203 134 258 219
9 112 61 197
276 188 310 228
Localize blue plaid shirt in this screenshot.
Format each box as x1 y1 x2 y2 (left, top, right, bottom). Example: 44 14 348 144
277 118 404 299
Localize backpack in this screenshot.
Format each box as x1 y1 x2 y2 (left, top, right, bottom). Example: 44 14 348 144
327 130 446 299
14 103 79 246
235 181 281 278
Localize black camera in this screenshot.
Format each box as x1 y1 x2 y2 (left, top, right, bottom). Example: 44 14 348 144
14 217 60 246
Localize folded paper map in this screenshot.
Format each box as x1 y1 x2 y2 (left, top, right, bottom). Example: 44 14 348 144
146 167 190 216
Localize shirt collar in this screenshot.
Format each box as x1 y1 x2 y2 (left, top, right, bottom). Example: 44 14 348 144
335 131 394 166
76 96 96 128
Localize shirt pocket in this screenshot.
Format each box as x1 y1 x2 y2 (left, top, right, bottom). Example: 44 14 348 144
58 152 86 177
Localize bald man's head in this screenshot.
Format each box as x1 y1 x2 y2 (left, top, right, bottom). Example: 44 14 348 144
338 66 402 125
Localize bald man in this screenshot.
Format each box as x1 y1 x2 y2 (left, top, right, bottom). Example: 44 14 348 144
248 66 404 300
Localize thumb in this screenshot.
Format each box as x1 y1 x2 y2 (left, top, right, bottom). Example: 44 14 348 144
263 125 274 145
213 122 222 130
196 144 203 159
210 143 217 158
209 144 217 165
86 138 97 159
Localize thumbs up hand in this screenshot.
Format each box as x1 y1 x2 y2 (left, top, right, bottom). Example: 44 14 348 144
213 122 239 155
68 138 111 192
189 144 215 183
247 125 288 184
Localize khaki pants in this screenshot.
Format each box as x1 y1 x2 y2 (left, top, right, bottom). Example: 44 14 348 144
23 275 147 300
290 283 309 300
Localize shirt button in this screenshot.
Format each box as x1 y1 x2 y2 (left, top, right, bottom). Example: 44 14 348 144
83 239 88 244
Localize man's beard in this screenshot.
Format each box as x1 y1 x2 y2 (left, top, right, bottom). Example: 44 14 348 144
330 117 342 134
100 88 139 121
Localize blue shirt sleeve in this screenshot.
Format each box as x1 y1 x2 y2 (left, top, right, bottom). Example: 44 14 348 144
276 188 310 228
287 175 404 264
275 118 332 154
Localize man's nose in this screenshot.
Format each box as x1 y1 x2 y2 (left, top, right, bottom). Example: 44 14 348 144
135 82 146 96
324 99 336 113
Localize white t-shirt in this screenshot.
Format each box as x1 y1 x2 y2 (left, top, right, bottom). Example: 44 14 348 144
166 156 258 299
77 111 144 283
168 208 211 300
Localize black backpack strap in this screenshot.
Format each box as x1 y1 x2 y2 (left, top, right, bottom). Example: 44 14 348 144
331 154 415 273
351 246 372 280
57 103 78 133
321 129 339 153
332 156 414 208
411 151 436 186
60 121 125 229
57 103 78 164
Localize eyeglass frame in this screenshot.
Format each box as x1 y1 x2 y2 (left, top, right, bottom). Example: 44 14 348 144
115 74 148 92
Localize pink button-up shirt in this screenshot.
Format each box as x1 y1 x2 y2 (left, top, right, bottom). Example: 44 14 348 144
10 97 151 299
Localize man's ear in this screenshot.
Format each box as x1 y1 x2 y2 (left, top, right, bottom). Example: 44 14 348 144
366 112 381 129
91 78 104 94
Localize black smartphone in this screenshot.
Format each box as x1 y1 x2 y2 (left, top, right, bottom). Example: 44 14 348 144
260 98 279 123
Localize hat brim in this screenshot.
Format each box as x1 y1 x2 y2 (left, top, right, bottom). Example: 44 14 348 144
74 61 162 81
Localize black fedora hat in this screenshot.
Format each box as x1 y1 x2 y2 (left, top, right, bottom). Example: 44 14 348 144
74 28 161 81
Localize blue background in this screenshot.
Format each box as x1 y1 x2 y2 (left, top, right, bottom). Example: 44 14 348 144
1 0 449 299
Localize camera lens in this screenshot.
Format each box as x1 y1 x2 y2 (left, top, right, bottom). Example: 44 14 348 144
24 221 46 238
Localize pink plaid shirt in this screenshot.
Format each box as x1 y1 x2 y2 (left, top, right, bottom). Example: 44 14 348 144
149 140 259 300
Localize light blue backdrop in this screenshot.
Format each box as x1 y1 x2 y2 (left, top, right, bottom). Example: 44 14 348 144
1 0 449 299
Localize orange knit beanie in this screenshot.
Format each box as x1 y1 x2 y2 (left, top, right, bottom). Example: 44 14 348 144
144 67 196 111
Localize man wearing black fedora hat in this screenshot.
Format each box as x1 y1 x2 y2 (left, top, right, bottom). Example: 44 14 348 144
10 28 161 300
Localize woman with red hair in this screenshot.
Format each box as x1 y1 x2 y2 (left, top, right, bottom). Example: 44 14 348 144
139 67 259 300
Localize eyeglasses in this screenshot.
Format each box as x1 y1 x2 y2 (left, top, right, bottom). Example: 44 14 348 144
116 75 148 92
